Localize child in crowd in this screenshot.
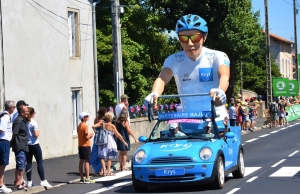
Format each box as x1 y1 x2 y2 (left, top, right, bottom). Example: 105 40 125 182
77 112 95 183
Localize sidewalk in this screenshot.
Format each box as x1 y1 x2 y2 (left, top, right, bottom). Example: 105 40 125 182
6 117 268 194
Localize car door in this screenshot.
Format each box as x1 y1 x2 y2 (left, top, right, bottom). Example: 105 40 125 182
220 139 233 170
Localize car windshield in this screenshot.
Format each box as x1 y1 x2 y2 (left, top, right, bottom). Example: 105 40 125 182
148 118 220 142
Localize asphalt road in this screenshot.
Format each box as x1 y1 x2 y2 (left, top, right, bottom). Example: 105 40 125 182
38 121 300 194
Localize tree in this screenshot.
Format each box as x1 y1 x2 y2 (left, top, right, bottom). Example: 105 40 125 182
143 0 281 98
95 0 180 106
95 0 281 107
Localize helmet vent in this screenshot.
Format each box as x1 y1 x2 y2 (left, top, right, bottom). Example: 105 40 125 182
187 14 191 18
178 24 183 28
193 16 199 22
194 22 201 27
186 19 191 24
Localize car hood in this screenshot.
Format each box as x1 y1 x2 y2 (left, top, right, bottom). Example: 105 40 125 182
135 139 216 163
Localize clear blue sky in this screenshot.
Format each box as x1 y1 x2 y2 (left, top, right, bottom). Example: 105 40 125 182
252 0 300 49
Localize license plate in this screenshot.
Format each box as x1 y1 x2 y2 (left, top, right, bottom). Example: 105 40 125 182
155 168 185 177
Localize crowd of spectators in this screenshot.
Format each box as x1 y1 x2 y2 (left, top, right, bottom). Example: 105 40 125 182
78 94 138 183
0 100 52 193
227 94 262 134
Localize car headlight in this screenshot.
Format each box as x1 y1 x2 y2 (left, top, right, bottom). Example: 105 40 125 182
199 147 212 161
134 150 146 163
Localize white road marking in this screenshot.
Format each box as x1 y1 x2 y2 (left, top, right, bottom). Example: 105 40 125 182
86 181 132 194
246 176 258 182
271 159 286 167
288 150 299 157
270 130 279 133
94 171 132 182
245 138 259 143
259 134 270 138
228 167 261 177
226 188 240 194
242 144 245 145
270 167 300 177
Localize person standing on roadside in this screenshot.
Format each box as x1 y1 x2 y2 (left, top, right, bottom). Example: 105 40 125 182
93 112 128 176
77 112 95 184
228 102 236 126
25 107 52 188
90 107 107 176
269 98 279 128
11 105 29 190
116 110 138 171
0 101 16 193
235 100 243 127
115 94 130 124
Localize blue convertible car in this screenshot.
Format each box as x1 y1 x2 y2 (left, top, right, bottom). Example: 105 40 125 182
132 94 245 192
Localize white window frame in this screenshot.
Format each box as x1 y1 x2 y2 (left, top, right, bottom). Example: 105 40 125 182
71 88 83 135
68 8 81 59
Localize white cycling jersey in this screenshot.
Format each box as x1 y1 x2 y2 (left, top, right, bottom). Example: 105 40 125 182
163 46 230 120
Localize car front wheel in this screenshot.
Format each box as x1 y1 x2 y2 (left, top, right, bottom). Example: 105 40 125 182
212 156 225 189
232 150 245 178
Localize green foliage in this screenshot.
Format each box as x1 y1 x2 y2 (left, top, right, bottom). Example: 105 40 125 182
95 0 281 107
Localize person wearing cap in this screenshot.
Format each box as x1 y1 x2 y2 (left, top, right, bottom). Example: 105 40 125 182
77 112 94 184
144 14 230 125
164 123 186 138
12 100 28 123
115 94 130 125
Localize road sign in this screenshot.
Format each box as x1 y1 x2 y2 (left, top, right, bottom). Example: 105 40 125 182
272 78 289 97
289 80 299 96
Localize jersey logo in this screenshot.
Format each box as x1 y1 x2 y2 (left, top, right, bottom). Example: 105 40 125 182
175 54 185 62
205 52 216 59
183 73 191 81
199 68 213 82
224 59 230 66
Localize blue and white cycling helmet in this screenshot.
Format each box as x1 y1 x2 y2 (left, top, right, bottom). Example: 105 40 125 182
175 14 208 34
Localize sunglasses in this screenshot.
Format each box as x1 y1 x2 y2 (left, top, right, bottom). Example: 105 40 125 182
178 33 203 43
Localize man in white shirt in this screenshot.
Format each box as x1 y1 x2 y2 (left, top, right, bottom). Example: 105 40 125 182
115 94 130 124
0 100 16 193
144 14 230 124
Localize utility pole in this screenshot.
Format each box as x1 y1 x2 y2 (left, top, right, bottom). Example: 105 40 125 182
294 0 299 84
240 59 243 100
111 0 124 104
265 0 272 106
92 0 101 113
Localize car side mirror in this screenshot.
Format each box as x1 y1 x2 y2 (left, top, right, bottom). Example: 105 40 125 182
225 132 235 139
138 136 148 143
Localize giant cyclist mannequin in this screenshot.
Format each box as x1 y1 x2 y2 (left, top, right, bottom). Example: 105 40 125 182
145 14 230 123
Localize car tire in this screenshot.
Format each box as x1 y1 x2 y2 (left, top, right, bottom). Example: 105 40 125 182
212 156 225 189
232 150 245 178
132 169 148 192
